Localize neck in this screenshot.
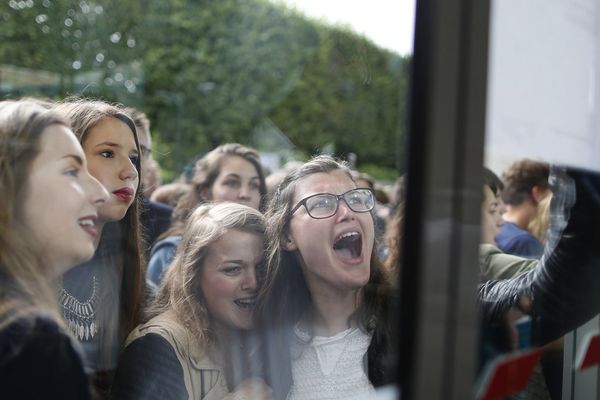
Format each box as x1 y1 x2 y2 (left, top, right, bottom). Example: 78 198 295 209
503 204 534 229
304 286 361 337
94 221 106 248
213 321 234 345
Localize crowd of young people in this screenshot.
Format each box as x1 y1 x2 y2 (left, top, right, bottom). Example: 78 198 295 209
1 97 600 400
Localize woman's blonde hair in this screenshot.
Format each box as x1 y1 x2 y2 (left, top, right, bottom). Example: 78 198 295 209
150 202 266 348
528 190 552 244
0 99 68 323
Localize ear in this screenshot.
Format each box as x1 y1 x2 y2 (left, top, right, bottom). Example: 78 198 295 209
530 185 544 204
282 234 298 251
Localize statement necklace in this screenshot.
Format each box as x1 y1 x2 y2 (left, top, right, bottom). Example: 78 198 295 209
59 275 99 340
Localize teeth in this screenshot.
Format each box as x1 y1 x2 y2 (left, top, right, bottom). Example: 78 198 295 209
335 231 359 242
79 219 94 227
235 298 256 308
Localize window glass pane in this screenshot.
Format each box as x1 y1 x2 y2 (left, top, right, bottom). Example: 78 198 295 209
482 1 600 399
0 1 415 399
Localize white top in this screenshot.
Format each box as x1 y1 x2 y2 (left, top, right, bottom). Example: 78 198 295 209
287 325 375 400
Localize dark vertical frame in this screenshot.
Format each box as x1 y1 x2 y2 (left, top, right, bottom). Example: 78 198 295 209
396 0 491 399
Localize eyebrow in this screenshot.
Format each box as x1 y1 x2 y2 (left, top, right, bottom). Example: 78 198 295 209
61 154 84 165
220 259 246 266
94 141 120 148
94 141 139 153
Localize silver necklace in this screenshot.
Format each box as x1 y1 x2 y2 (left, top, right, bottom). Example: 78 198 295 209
59 275 99 340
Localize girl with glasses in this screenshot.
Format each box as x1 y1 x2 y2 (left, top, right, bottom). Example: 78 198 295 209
254 155 394 400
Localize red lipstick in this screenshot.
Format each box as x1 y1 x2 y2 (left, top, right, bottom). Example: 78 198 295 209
113 187 134 202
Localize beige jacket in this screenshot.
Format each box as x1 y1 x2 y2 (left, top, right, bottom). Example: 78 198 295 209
125 310 230 400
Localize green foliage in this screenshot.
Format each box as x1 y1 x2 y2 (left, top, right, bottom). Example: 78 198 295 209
357 163 399 184
0 0 410 178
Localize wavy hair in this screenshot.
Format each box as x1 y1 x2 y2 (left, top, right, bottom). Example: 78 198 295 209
0 100 68 324
150 202 266 348
500 159 550 206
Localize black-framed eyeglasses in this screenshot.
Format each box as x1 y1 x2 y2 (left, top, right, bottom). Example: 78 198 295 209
290 188 375 219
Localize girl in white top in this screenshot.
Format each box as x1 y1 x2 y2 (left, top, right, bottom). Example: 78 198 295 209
255 155 394 400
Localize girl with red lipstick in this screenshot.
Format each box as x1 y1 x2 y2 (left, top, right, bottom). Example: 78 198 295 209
112 202 272 400
147 143 266 286
254 155 394 400
55 99 145 397
0 100 108 398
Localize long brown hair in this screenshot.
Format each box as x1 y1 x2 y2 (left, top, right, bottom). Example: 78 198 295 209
0 100 69 324
150 202 266 348
255 155 390 335
55 98 145 348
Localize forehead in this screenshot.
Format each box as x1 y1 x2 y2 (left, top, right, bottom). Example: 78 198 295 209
83 116 136 147
36 124 83 162
482 185 497 204
207 230 263 261
293 170 355 202
218 155 258 176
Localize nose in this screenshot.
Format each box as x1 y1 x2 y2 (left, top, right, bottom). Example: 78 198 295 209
86 173 109 206
242 268 258 292
335 198 355 222
238 183 251 201
119 157 139 182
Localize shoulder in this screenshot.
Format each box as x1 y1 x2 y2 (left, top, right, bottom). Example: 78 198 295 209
1 312 69 359
150 236 182 255
114 332 187 400
151 200 174 216
479 244 538 281
0 312 90 399
128 313 208 360
141 197 173 218
496 223 543 257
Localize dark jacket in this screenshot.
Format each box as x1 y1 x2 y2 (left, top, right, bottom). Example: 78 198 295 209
139 197 173 259
0 311 91 399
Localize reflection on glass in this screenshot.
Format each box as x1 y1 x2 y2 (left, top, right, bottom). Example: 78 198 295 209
1 0 413 399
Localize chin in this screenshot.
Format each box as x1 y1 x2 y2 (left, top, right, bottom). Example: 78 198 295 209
100 207 129 222
231 318 253 331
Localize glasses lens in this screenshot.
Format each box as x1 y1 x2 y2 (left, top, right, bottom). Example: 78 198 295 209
345 189 374 212
305 194 337 218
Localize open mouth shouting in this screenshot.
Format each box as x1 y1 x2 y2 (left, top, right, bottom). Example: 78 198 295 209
333 230 363 263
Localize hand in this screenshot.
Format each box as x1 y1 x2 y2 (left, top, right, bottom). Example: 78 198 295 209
231 378 272 400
